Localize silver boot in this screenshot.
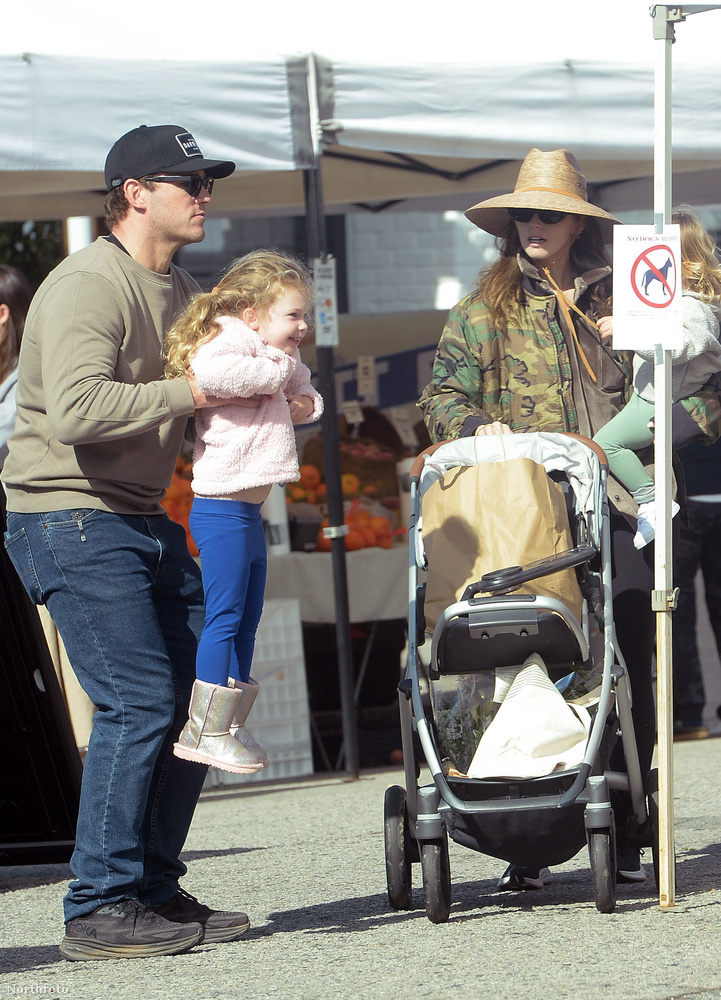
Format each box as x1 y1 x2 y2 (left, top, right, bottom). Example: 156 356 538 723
174 680 264 773
228 678 269 767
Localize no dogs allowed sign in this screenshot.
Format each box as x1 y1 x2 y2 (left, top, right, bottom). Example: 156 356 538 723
612 225 683 351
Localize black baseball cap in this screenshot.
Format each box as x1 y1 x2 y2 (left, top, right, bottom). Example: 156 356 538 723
104 124 236 191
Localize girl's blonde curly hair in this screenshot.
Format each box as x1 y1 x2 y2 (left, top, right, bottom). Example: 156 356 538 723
164 248 315 378
673 206 721 302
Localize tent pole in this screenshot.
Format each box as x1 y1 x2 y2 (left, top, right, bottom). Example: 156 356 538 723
303 162 359 780
650 0 721 910
63 216 94 256
652 2 676 910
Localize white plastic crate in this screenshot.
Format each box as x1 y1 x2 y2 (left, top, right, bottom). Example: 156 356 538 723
251 598 305 667
203 599 313 788
250 674 309 723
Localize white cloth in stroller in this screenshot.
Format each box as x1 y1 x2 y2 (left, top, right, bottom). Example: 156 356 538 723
467 654 591 779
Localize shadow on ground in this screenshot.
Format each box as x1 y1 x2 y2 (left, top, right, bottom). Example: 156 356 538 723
1 842 718 975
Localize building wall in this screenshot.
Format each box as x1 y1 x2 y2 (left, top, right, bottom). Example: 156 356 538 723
345 210 498 314
176 209 500 316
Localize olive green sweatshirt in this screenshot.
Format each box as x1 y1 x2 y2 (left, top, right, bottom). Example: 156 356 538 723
2 237 198 515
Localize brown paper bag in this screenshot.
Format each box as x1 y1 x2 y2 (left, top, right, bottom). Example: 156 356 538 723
422 457 583 632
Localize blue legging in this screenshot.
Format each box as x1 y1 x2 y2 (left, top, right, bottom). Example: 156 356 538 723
189 497 267 686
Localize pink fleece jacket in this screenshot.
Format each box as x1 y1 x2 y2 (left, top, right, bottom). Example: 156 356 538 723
189 315 323 495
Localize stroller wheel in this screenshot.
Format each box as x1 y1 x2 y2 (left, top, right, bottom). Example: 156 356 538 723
421 835 451 924
384 785 415 910
588 828 617 913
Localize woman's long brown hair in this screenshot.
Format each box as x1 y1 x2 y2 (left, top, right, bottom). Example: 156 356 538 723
476 216 613 331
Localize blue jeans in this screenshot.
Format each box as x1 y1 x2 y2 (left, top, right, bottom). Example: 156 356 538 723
4 508 206 922
189 497 266 686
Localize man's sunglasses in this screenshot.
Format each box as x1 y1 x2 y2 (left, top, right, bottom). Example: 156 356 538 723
508 208 568 225
143 175 214 197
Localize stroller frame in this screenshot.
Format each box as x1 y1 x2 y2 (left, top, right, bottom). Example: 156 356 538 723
384 432 659 921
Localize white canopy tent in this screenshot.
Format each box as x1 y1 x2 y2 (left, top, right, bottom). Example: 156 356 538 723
0 52 314 221
0 0 720 222
314 53 721 218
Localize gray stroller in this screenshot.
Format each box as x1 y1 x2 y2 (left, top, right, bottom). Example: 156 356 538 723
383 431 659 922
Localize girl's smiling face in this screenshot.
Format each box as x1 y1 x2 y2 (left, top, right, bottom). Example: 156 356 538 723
251 288 310 355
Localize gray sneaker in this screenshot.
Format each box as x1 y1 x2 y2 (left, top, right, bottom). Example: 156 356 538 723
497 865 553 890
154 887 250 944
60 898 203 961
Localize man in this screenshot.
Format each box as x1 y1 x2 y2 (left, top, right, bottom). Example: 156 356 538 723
2 125 247 961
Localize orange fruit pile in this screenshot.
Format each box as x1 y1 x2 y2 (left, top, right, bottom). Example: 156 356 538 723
285 464 327 504
161 455 199 556
315 504 393 553
286 466 378 505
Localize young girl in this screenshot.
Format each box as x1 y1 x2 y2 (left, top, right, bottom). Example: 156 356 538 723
165 250 323 773
594 207 721 548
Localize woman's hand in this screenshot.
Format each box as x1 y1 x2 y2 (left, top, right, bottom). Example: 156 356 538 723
475 421 512 436
597 315 614 344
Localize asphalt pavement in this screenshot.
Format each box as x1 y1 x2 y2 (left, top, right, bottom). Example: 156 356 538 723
1 734 720 1000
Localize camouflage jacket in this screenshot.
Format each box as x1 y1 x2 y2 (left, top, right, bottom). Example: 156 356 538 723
418 257 721 448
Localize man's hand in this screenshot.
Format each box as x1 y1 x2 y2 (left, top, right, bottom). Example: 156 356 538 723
187 371 265 410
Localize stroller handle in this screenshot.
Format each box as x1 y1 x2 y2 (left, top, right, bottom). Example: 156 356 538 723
408 432 609 482
463 542 598 599
562 432 609 470
409 440 448 479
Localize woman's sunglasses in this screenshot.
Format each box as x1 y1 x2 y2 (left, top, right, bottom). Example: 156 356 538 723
143 175 214 197
508 208 568 225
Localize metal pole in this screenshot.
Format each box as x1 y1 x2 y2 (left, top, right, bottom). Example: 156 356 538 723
650 0 721 909
303 57 359 778
652 0 677 911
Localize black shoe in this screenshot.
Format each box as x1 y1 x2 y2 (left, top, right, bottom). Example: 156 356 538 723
616 833 647 883
497 865 553 890
60 898 203 961
154 887 250 943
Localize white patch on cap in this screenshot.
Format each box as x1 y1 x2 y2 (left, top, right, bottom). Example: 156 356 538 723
175 132 202 159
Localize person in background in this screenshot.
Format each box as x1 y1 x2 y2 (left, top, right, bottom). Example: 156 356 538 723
593 208 721 548
418 148 720 889
0 264 98 757
2 124 252 961
164 249 322 774
0 264 32 468
673 436 721 740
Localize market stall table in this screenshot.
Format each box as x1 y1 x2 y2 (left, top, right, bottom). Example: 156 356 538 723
264 544 408 623
264 544 409 769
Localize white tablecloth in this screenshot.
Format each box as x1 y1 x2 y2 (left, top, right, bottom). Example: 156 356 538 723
264 546 408 624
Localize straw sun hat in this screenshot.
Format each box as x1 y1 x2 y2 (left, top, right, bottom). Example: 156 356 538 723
465 148 620 242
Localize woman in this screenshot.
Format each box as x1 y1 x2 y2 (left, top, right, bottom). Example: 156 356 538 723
0 264 32 468
419 148 719 890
